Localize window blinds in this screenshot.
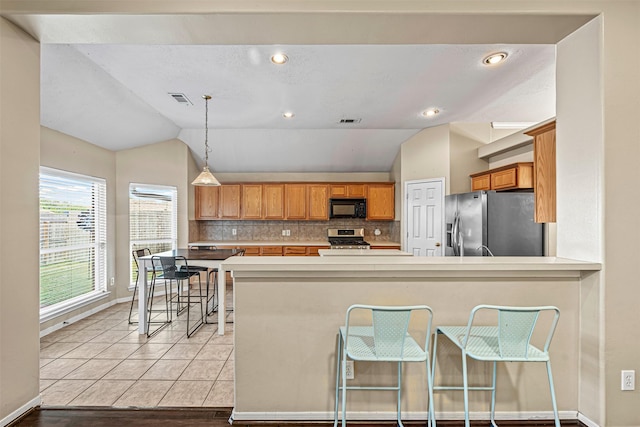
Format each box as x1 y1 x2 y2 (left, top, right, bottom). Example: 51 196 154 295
39 167 107 309
129 183 177 284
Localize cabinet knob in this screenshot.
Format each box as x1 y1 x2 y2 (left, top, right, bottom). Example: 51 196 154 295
435 242 441 247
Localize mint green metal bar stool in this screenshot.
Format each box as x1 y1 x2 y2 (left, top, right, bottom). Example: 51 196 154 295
432 305 561 427
333 304 435 427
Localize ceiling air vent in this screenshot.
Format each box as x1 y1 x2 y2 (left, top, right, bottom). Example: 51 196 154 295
168 92 193 105
338 118 362 124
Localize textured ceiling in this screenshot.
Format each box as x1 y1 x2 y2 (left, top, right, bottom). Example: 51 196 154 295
40 43 556 172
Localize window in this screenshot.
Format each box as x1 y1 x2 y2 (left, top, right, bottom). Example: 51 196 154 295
129 183 177 285
39 167 107 313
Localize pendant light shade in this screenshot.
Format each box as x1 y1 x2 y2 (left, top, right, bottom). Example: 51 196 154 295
192 95 221 186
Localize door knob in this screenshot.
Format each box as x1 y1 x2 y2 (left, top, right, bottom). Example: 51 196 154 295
435 242 441 247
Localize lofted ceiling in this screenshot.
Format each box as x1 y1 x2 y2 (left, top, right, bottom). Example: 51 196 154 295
5 12 592 173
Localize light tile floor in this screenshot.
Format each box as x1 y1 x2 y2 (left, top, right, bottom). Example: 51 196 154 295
39 289 235 408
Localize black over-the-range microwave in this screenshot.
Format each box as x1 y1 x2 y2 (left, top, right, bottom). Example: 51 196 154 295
329 198 367 219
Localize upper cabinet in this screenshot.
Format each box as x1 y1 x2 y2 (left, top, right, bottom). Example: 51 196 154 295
366 184 395 220
195 186 220 219
526 121 556 223
470 163 533 192
241 184 263 219
195 181 393 221
219 185 241 219
285 184 308 220
308 184 329 220
195 185 240 220
263 184 285 220
330 184 367 198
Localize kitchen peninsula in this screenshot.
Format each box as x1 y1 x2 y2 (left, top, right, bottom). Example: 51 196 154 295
221 255 600 422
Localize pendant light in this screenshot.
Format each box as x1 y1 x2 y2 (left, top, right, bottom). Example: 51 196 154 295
191 95 221 186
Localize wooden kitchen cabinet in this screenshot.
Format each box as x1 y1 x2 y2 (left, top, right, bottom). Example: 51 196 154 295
370 245 401 250
306 246 326 256
330 184 367 198
260 246 283 256
241 184 263 219
242 246 261 256
283 246 307 256
469 163 533 192
526 121 556 223
285 184 307 220
308 184 329 220
263 184 285 220
219 185 241 219
195 186 220 219
366 184 395 220
471 173 491 191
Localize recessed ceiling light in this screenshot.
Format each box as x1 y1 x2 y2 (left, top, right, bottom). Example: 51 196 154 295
422 108 440 118
483 52 508 65
271 53 288 65
283 112 295 119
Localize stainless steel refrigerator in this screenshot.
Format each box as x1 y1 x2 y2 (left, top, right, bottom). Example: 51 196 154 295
445 191 543 256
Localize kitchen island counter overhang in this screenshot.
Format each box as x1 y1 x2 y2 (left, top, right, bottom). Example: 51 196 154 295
222 256 600 421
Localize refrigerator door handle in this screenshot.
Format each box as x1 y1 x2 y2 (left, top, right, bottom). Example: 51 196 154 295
452 212 460 256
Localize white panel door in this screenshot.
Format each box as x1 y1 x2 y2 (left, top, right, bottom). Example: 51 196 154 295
406 179 444 256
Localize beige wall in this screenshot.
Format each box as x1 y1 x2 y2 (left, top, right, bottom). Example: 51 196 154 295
39 127 118 330
232 264 583 417
0 17 40 422
115 139 192 298
449 131 489 194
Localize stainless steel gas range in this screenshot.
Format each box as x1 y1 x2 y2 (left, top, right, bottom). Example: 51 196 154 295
327 228 370 249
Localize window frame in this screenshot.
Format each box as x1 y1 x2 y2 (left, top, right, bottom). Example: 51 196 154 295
129 183 178 287
39 167 108 321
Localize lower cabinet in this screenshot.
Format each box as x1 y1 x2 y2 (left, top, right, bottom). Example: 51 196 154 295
260 246 283 256
283 246 307 256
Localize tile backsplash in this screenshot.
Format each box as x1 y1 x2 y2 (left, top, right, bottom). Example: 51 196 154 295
190 219 400 243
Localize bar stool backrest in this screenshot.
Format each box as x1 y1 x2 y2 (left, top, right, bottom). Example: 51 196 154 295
497 309 540 358
371 308 412 359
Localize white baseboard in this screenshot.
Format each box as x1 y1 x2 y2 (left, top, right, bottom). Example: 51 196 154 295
231 410 578 422
0 396 40 427
40 299 118 337
578 412 601 427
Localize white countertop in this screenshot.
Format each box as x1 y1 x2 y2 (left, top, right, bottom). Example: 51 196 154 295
221 256 601 279
189 240 401 247
319 249 413 256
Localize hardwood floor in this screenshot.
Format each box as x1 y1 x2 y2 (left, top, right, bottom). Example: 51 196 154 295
10 408 586 427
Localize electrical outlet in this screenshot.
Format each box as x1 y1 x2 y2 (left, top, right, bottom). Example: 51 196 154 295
343 360 354 380
232 228 237 236
109 277 115 287
622 370 635 391
286 229 291 236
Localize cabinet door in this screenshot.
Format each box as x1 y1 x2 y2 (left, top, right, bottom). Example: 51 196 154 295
263 184 285 220
367 184 395 220
195 186 220 219
491 168 518 190
533 127 556 223
306 246 326 256
242 246 261 256
283 246 307 256
261 246 283 256
308 184 329 220
285 184 307 220
330 184 366 198
242 184 263 219
471 174 491 191
219 185 241 219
